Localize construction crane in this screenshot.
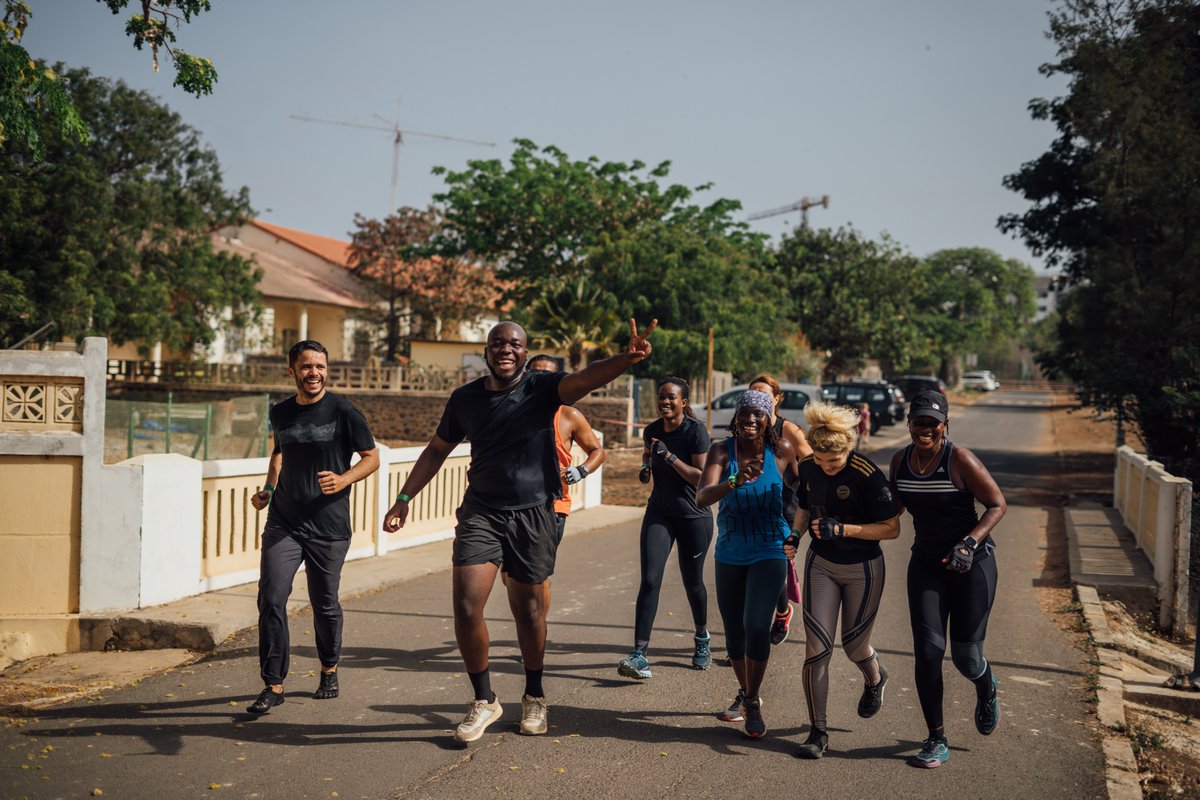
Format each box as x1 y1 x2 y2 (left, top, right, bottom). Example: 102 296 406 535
291 113 496 215
746 194 830 229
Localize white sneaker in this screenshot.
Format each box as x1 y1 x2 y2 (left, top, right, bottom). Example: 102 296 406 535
519 694 548 735
454 695 503 743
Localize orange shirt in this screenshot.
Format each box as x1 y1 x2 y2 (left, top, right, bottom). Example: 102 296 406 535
554 406 573 515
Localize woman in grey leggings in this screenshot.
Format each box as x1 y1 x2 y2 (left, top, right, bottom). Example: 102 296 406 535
785 400 900 759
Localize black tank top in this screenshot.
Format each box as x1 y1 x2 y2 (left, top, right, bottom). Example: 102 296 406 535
774 416 799 525
894 440 989 562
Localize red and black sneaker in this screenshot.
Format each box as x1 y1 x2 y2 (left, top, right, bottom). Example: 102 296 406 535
770 605 793 646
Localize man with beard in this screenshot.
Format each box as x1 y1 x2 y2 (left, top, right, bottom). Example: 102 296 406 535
247 340 380 714
383 319 655 743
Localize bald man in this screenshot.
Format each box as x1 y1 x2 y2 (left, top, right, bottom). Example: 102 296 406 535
384 319 655 743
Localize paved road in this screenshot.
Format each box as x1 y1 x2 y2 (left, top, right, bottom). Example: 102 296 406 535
2 391 1105 799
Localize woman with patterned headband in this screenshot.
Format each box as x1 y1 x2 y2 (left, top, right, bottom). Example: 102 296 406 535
696 388 800 739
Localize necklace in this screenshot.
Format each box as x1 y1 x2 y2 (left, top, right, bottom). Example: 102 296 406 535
913 441 943 474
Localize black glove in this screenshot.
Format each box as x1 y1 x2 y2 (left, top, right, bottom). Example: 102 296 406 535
639 463 651 484
944 537 977 572
816 517 845 540
652 440 670 460
784 531 802 550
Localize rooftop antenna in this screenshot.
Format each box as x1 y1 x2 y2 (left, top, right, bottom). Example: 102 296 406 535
291 110 495 215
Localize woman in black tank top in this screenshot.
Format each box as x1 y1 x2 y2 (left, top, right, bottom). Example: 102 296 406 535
887 390 1007 769
748 374 813 645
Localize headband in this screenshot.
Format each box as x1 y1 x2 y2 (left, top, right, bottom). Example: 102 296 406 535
736 389 774 418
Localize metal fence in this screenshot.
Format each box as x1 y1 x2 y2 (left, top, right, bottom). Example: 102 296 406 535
104 394 271 464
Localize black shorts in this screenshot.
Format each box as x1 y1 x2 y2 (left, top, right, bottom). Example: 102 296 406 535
453 497 560 584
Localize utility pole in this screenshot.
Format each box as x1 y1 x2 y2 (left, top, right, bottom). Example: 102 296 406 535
747 195 831 230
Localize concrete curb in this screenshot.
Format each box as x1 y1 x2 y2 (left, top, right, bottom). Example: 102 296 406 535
1077 585 1142 800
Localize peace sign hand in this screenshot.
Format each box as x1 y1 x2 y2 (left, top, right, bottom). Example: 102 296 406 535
626 318 658 363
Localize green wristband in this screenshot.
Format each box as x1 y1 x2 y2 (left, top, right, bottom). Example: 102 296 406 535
396 492 412 503
262 484 275 493
727 475 738 489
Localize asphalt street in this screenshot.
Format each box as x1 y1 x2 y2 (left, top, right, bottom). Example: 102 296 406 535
2 390 1106 799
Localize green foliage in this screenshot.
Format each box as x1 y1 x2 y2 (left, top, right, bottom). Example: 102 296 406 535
524 276 624 371
1000 0 1200 470
775 226 928 379
432 139 794 381
101 0 217 95
0 66 259 353
0 2 89 158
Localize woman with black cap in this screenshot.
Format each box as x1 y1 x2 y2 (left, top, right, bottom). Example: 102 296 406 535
889 390 1007 769
696 389 799 739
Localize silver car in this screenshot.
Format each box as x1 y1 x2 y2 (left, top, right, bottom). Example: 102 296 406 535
702 382 824 435
961 370 1000 391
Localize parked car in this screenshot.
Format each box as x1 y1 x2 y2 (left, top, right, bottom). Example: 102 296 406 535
893 375 949 399
821 381 906 434
703 382 824 434
961 370 1000 391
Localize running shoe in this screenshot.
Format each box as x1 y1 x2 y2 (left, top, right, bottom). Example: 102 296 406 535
794 727 828 759
743 696 766 739
617 649 652 680
519 694 548 736
718 688 747 722
908 735 950 768
770 605 793 645
454 694 503 743
691 633 712 670
857 665 888 718
247 686 285 715
975 674 1001 735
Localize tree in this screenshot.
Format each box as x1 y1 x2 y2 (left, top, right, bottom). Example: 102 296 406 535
1 1 217 158
0 66 260 353
525 276 624 371
1000 0 1200 470
916 248 1036 380
775 226 928 380
349 207 500 361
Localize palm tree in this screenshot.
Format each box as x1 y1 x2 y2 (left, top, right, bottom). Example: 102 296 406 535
526 277 624 370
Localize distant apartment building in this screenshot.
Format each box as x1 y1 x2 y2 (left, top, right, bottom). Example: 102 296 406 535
1034 273 1066 321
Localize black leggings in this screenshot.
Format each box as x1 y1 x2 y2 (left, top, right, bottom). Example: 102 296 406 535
715 559 787 662
907 552 998 733
633 510 714 647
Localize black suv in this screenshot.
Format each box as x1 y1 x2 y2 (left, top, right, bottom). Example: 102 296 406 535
893 375 948 399
821 381 906 434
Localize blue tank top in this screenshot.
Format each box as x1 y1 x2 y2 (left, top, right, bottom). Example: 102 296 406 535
715 439 789 565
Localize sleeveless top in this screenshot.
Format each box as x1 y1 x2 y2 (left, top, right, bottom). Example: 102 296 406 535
773 416 800 525
894 440 989 562
553 406 572 515
715 438 789 565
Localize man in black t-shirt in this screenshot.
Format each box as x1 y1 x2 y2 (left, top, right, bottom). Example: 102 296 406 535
245 340 379 715
383 318 656 743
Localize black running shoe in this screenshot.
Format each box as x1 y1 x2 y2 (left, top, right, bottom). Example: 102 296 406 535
247 687 285 715
794 728 828 759
770 606 793 646
975 674 1000 735
743 696 766 739
858 665 888 718
314 670 339 699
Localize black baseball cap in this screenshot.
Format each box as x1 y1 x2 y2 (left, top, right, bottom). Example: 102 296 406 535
909 390 948 422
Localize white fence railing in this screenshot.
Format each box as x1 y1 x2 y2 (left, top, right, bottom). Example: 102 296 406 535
1113 445 1195 635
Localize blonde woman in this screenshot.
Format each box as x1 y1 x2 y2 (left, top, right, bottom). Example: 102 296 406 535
784 400 900 759
747 373 813 645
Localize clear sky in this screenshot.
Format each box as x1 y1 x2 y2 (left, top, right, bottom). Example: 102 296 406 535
25 0 1066 269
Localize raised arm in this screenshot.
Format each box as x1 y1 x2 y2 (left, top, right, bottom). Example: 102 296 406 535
696 440 739 508
559 318 657 405
382 435 457 531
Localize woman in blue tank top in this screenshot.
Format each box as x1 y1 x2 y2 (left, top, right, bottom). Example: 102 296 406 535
696 389 799 740
888 390 1007 769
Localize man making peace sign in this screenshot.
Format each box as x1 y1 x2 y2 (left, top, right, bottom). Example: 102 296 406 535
383 318 656 743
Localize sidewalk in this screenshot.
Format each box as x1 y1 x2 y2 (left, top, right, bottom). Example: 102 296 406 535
0 504 644 713
1065 502 1198 799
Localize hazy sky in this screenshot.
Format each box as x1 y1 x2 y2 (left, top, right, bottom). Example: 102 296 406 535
25 1 1066 269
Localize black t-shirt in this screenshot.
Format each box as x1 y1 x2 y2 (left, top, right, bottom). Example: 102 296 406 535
644 416 711 518
266 392 375 540
796 450 897 564
436 370 566 510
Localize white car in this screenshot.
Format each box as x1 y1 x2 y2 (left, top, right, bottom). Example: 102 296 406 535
702 383 824 434
961 371 1000 391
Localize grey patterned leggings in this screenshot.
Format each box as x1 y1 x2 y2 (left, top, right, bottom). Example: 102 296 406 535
802 550 886 731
